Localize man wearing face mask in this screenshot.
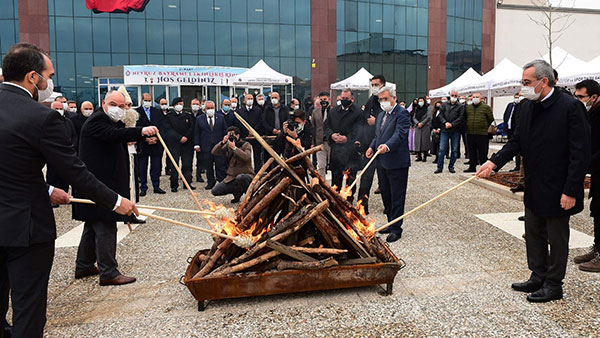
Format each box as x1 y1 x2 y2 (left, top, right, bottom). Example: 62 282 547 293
72 90 158 288
435 90 464 174
189 98 206 184
274 109 314 161
572 79 600 272
237 93 264 171
289 98 300 111
66 100 78 119
503 93 524 173
71 100 94 140
135 93 165 196
220 98 236 127
463 92 494 173
324 89 362 201
478 60 590 303
262 92 289 161
163 97 195 192
55 95 68 112
194 100 228 190
190 98 202 118
311 92 332 178
366 86 410 243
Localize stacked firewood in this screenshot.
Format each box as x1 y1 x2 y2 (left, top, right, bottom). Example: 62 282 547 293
190 145 396 280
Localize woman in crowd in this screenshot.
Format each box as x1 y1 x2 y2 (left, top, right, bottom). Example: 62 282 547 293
412 97 432 161
430 101 443 163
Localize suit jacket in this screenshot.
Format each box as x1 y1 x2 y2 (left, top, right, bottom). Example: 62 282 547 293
370 104 411 170
502 102 521 138
0 83 117 246
194 113 228 153
237 104 263 137
70 113 88 139
162 110 194 146
262 104 290 136
359 95 380 153
490 89 591 217
439 101 464 132
135 105 164 156
324 103 362 163
211 140 255 183
221 110 236 127
311 106 330 146
273 121 314 159
73 109 144 222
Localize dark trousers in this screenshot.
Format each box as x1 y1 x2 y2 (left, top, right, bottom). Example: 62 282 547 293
594 217 600 248
1 241 54 338
330 157 357 201
524 208 570 288
249 139 263 172
75 220 119 280
168 142 194 189
202 152 227 186
357 154 377 212
139 152 162 191
377 166 409 234
466 134 489 168
460 129 468 157
437 131 461 170
211 174 253 199
195 151 204 182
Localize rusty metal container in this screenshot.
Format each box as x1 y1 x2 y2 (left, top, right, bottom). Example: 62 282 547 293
184 246 402 311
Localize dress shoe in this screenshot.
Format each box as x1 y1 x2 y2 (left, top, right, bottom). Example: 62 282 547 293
171 187 178 193
374 188 381 194
379 227 392 234
196 177 205 183
526 286 563 303
153 187 166 194
434 169 443 174
75 266 100 279
463 167 476 173
574 246 599 264
52 203 59 208
99 274 136 286
448 168 456 173
511 279 543 293
140 189 147 197
189 185 197 190
509 167 520 172
518 215 525 221
578 252 600 272
231 197 241 203
386 232 402 242
205 183 215 190
510 184 525 193
128 217 146 224
416 156 423 162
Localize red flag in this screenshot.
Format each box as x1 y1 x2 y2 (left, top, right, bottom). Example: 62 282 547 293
86 0 150 13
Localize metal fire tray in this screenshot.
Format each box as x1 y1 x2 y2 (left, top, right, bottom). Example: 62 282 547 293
183 248 402 311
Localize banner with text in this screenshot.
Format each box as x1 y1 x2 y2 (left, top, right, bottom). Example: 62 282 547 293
123 65 248 86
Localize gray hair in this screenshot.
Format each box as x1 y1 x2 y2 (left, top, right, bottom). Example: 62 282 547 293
342 88 353 96
523 59 555 87
104 90 124 102
379 85 396 97
205 100 215 107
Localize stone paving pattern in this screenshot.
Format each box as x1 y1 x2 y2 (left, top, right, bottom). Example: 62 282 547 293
33 154 600 337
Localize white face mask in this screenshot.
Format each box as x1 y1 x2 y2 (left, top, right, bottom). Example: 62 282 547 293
371 86 381 96
257 99 265 106
441 99 448 104
231 102 238 109
380 101 393 112
459 99 466 104
472 98 481 105
201 104 206 110
521 81 543 101
143 101 152 109
246 100 253 106
466 100 472 105
206 109 215 118
82 109 93 117
160 104 168 110
418 102 424 107
69 107 77 113
174 105 183 112
192 104 200 111
450 97 458 103
426 99 431 105
34 74 53 102
55 109 64 116
106 105 124 121
297 123 304 133
400 104 406 108
62 102 69 110
336 100 342 106
271 98 279 105
514 97 521 103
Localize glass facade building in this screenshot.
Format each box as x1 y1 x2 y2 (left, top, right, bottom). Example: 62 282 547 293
0 0 19 62
446 0 483 82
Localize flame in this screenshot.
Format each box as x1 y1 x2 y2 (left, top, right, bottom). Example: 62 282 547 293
200 199 270 245
346 200 376 241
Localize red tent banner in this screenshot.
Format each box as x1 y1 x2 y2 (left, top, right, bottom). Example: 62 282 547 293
86 0 150 13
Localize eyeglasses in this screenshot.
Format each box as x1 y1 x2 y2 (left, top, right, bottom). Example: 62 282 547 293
575 94 589 100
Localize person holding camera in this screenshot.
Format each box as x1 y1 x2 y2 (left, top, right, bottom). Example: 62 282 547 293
210 126 255 203
274 109 314 161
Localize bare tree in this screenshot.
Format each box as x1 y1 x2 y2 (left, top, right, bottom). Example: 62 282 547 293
528 0 575 67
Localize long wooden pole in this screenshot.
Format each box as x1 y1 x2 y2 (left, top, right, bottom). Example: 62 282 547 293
155 132 216 231
346 149 381 193
375 175 479 233
137 211 235 240
69 198 216 216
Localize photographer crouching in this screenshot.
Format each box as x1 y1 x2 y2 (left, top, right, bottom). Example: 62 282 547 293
210 126 255 203
274 109 314 161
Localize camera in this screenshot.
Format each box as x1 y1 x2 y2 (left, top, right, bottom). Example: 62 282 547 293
228 134 236 142
287 112 297 131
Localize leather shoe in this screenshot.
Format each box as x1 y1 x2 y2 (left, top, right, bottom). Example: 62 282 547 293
448 168 456 173
75 266 100 279
518 215 525 221
205 184 215 190
386 232 402 243
99 274 136 286
434 169 443 174
153 187 166 194
463 167 476 173
526 286 563 303
128 217 146 224
374 188 381 194
171 187 178 192
510 184 525 193
379 227 392 234
231 197 241 203
140 189 147 197
189 185 197 190
511 279 543 293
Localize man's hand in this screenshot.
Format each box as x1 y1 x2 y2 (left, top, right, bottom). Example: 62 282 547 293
223 134 230 143
366 148 374 159
476 160 496 178
377 144 388 154
418 123 423 128
337 135 347 144
445 122 452 129
560 194 576 210
194 146 201 152
142 126 158 136
145 136 157 145
50 188 71 205
227 140 236 149
367 115 376 126
331 133 340 142
273 128 281 135
115 197 139 216
180 136 188 144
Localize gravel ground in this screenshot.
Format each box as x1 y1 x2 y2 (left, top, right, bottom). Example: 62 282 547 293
35 149 600 337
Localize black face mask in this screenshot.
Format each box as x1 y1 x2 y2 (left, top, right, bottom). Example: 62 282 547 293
341 98 352 108
320 100 329 107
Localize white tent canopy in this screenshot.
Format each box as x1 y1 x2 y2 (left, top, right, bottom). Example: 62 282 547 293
428 67 482 98
234 59 293 86
543 46 587 79
330 67 396 91
456 58 523 96
556 55 600 86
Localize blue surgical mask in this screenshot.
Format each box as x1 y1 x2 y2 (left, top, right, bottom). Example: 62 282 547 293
223 106 231 112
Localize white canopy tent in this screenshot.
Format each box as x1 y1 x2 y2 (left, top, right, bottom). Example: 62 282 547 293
544 47 587 80
330 67 396 91
556 55 600 87
456 58 523 97
234 59 294 99
428 67 482 98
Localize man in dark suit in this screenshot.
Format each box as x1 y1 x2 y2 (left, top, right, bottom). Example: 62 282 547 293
220 98 236 127
135 92 165 196
45 100 78 198
478 59 591 303
0 42 138 338
324 89 362 201
189 98 206 184
70 100 93 142
237 93 264 171
163 97 195 192
194 100 228 190
262 91 289 161
273 109 314 161
503 93 523 172
366 86 411 243
73 90 158 286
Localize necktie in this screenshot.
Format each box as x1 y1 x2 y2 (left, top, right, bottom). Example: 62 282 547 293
380 112 390 131
146 108 151 122
209 117 214 131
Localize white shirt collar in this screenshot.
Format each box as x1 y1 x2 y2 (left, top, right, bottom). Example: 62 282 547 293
541 88 555 102
4 82 33 98
386 103 398 114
